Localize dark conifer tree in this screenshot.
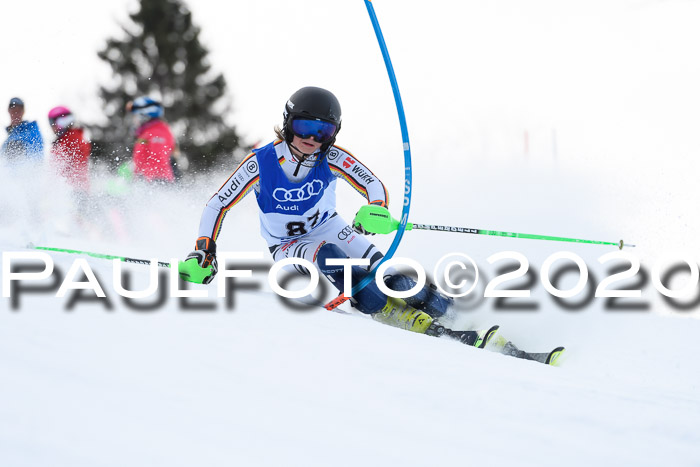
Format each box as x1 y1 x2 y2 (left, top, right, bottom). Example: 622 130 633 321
90 0 242 172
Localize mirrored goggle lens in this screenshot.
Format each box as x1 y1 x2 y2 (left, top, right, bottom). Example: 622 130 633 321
291 118 337 143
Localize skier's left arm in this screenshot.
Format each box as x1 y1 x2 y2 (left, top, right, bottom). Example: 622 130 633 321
328 146 389 207
327 146 390 235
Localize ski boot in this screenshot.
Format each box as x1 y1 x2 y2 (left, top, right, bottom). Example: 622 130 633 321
383 274 453 318
372 297 434 333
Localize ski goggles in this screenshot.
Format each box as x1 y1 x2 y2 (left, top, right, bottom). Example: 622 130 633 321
49 114 75 130
291 118 337 143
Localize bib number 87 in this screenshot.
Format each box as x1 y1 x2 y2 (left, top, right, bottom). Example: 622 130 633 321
285 210 320 236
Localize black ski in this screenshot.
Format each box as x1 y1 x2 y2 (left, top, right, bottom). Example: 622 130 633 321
498 338 565 366
427 323 500 349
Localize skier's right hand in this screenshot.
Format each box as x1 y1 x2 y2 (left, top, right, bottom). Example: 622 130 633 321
178 236 218 284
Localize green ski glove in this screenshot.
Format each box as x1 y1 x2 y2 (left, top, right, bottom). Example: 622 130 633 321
178 237 218 284
353 204 400 235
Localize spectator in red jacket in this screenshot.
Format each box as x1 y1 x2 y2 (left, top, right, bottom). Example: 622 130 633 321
48 106 91 193
126 96 175 183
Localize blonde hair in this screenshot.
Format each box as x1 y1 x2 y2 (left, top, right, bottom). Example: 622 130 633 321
274 125 286 141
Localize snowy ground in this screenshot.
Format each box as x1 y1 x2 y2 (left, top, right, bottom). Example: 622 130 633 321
1 154 699 467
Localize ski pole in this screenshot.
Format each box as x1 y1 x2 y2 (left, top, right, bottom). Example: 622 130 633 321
27 244 172 268
409 223 633 249
353 205 635 249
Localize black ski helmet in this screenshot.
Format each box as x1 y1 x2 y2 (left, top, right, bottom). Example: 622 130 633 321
283 86 342 152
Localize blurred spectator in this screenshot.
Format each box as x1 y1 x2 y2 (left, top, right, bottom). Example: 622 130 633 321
126 96 176 183
1 97 44 162
48 106 91 194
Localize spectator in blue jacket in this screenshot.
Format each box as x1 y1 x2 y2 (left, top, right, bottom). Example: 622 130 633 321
1 97 44 162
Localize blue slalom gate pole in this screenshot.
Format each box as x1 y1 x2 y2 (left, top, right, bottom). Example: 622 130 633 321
326 0 413 307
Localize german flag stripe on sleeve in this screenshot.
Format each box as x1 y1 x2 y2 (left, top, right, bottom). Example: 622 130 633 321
329 145 389 206
211 174 259 240
330 165 369 199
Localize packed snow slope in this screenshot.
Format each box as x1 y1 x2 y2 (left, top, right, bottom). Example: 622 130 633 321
1 154 699 467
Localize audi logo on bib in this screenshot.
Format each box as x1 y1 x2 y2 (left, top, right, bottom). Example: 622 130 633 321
273 180 324 202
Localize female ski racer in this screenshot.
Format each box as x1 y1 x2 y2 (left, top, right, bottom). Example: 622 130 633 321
179 87 493 347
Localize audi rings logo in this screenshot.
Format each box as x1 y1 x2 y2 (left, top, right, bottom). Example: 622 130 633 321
337 226 354 241
273 180 324 202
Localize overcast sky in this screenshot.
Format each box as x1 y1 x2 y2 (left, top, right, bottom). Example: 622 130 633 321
2 0 699 173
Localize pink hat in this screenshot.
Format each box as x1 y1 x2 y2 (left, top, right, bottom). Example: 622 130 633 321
48 106 75 133
48 106 71 120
